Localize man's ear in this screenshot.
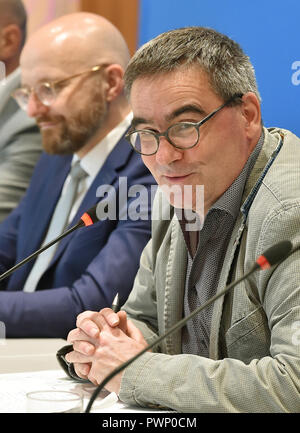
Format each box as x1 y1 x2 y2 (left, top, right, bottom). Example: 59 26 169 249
104 64 125 102
0 24 22 60
240 92 262 139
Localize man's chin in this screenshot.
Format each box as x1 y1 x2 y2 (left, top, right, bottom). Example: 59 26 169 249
42 136 73 155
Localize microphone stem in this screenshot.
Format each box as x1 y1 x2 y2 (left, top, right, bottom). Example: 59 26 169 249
85 265 258 412
0 221 82 283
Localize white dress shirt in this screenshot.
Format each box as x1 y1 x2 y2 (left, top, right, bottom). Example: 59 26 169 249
62 112 133 224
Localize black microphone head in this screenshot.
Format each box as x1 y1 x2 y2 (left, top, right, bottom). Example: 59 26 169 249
256 240 293 269
78 202 109 227
79 204 99 227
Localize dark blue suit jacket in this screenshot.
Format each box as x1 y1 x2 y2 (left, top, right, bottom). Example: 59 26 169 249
0 135 155 338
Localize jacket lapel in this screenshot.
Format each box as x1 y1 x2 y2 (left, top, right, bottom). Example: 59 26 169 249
165 216 188 355
209 216 246 359
51 135 132 262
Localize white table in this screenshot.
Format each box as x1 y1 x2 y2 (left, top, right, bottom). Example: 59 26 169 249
0 339 165 413
0 338 65 373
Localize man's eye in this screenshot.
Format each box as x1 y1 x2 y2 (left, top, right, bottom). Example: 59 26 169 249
178 123 192 130
171 123 195 134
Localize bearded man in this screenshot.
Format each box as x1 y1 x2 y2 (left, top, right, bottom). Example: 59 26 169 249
0 12 154 338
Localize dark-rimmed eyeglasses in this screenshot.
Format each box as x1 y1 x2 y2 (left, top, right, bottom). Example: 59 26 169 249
126 93 243 156
11 63 110 111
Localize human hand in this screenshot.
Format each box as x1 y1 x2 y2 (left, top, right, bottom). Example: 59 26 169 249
66 308 148 391
66 308 127 380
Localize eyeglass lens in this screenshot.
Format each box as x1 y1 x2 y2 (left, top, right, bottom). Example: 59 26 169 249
130 123 199 155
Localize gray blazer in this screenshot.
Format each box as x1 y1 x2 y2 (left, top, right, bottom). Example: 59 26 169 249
0 68 42 222
120 127 300 412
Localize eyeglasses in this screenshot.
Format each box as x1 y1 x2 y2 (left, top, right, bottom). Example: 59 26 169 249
11 63 109 111
126 93 243 156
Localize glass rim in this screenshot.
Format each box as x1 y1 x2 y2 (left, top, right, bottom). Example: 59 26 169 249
11 62 110 109
26 390 82 402
127 126 199 155
126 92 243 155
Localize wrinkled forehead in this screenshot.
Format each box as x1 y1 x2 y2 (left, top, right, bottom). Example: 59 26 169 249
129 67 219 129
129 63 213 93
129 66 213 103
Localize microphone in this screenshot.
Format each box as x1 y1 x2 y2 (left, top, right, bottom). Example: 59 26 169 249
85 239 293 412
0 204 102 284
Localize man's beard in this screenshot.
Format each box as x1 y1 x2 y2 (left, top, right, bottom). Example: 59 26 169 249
37 97 108 155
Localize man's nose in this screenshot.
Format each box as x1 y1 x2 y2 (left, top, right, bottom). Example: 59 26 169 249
26 92 49 118
155 136 183 166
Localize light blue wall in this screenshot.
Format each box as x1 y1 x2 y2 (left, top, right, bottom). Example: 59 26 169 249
138 0 299 136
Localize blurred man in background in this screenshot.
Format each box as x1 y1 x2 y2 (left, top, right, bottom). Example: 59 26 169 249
0 0 42 222
0 12 154 338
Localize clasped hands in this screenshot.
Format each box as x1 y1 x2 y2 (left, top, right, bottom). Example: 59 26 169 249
65 308 148 395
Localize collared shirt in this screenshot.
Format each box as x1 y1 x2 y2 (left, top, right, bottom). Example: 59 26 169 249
62 112 133 224
180 131 264 357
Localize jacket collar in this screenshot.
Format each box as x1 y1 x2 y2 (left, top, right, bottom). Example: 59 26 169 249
241 127 284 218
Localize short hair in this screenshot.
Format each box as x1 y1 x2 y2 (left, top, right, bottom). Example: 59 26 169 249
0 0 27 49
124 26 261 103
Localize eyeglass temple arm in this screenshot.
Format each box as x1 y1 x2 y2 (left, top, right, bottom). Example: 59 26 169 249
52 64 107 86
199 93 244 125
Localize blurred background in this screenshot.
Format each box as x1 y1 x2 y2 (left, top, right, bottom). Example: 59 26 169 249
23 0 299 136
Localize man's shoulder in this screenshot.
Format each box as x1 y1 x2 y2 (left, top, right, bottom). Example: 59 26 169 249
249 127 300 224
262 127 300 201
25 153 70 184
35 152 71 168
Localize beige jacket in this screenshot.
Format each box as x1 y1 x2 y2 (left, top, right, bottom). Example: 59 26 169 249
119 127 300 412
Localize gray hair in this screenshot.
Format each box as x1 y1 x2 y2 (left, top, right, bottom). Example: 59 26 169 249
124 26 261 103
0 0 27 49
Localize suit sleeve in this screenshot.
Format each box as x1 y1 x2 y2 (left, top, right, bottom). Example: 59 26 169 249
0 199 23 285
0 163 155 339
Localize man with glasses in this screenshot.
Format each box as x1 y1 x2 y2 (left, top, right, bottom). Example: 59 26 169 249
0 12 154 338
0 0 42 222
65 27 300 412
